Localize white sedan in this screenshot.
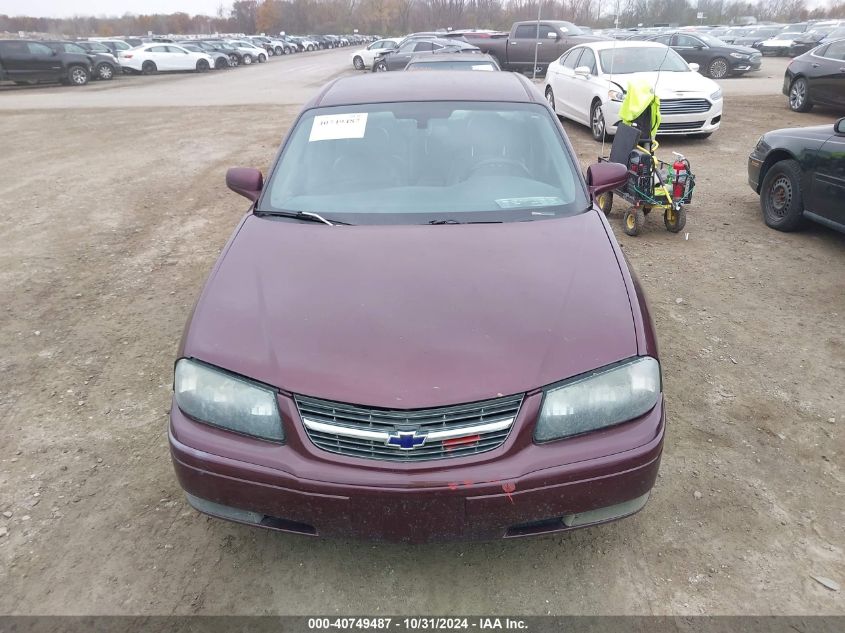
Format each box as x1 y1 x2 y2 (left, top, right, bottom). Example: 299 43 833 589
544 41 724 141
120 44 214 74
351 38 402 70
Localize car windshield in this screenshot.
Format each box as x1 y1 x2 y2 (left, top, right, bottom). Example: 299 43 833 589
407 60 497 70
598 47 689 73
750 28 782 37
697 34 728 47
261 102 587 225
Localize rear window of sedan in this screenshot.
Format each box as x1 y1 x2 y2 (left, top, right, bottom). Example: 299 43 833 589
261 101 588 225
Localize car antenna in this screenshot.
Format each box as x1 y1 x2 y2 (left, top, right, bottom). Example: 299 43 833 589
601 0 621 159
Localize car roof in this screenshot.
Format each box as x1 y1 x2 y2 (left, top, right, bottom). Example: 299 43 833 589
310 71 539 108
578 40 672 51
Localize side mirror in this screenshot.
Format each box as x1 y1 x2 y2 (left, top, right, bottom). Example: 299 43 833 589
586 162 628 199
835 118 845 135
689 62 700 72
226 167 263 202
574 65 591 77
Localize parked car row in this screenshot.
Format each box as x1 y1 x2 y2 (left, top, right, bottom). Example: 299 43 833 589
0 33 380 86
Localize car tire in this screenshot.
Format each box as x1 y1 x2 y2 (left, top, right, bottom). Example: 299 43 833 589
597 192 613 216
229 54 240 67
196 59 210 72
590 100 607 142
142 61 157 75
266 48 274 56
243 54 253 65
67 65 89 86
545 86 556 113
214 57 228 69
760 159 805 231
373 60 388 72
707 57 729 79
664 206 686 233
788 77 813 112
275 46 284 56
96 63 114 80
353 56 365 70
258 53 266 63
623 207 645 236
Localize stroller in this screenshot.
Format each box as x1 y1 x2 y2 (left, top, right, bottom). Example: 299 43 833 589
597 79 695 236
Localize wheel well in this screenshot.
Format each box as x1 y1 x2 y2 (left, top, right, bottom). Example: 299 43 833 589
757 150 795 193
788 73 805 88
591 96 602 111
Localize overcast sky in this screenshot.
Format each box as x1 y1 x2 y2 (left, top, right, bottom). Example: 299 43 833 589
0 0 229 17
0 0 832 17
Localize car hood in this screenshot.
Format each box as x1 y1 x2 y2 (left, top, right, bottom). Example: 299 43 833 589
608 71 717 97
183 212 639 409
731 45 761 54
764 124 833 145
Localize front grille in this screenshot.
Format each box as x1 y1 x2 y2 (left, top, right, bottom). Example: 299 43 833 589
658 120 705 132
296 393 523 461
660 98 711 115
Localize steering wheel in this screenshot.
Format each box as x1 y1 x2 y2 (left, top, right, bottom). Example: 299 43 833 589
467 157 531 179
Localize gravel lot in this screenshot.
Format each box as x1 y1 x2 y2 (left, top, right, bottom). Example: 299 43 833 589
0 53 842 616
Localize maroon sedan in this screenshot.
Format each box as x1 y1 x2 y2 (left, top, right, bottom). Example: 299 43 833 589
170 71 664 542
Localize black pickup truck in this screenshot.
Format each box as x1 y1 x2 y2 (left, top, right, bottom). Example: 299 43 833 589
459 21 601 75
0 39 92 85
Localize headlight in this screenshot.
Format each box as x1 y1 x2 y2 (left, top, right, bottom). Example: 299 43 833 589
710 88 722 100
174 358 284 442
608 89 625 102
730 52 749 59
534 357 660 442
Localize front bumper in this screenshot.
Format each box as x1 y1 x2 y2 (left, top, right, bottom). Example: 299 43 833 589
730 57 762 73
748 150 765 192
604 98 723 137
758 43 793 55
169 392 665 542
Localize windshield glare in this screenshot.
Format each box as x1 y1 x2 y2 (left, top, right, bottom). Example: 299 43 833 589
599 47 689 73
262 102 586 224
407 61 496 70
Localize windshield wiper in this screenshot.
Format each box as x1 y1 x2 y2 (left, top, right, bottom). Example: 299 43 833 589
255 210 351 226
427 219 503 225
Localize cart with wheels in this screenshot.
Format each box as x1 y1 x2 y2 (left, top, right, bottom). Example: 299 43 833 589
597 81 696 236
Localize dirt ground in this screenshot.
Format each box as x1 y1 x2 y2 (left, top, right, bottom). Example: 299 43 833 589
0 58 843 615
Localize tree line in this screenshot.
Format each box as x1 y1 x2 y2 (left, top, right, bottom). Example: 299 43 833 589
1 0 843 38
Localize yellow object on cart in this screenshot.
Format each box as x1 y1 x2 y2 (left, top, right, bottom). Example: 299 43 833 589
619 80 661 139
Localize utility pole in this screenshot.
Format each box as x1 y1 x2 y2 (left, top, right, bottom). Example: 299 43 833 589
532 1 541 81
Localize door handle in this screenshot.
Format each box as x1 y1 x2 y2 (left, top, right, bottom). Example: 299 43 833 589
840 67 845 72
812 63 820 67
511 41 517 45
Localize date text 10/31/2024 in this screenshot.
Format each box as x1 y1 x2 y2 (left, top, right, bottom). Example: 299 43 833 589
307 617 529 630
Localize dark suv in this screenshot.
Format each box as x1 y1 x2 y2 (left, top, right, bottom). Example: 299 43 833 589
0 39 92 85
